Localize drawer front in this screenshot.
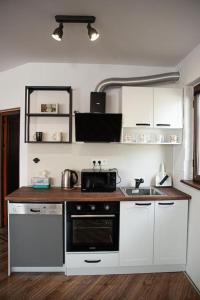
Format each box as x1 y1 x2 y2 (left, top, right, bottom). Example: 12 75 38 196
66 253 119 268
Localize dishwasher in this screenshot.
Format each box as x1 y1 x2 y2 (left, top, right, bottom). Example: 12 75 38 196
8 203 64 273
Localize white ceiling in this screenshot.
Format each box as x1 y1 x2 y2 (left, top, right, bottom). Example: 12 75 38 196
1 0 200 71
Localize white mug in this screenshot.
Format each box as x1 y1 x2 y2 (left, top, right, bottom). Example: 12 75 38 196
170 135 178 143
61 132 67 142
137 134 146 143
157 134 165 143
52 132 62 142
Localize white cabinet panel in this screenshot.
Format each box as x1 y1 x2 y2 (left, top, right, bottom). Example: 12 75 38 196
66 253 119 268
154 88 183 128
121 87 154 127
120 201 154 266
154 200 188 265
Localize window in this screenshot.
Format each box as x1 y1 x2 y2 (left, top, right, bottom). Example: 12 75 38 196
193 84 200 181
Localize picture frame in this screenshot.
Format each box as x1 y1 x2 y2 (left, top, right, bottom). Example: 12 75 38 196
41 104 58 114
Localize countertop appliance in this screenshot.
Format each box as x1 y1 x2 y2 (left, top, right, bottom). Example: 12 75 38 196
9 203 64 270
66 201 119 252
31 177 50 189
61 169 78 189
155 162 172 187
81 169 116 192
75 113 122 142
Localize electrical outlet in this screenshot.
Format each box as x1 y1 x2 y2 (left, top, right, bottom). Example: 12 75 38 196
91 159 108 167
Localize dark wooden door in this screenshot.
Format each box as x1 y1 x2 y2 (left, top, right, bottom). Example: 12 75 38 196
0 110 20 226
6 114 20 195
0 115 2 226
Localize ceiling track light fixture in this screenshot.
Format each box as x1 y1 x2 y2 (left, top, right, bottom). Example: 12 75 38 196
51 15 100 42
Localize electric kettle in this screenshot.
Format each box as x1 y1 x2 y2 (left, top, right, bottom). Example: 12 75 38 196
61 169 78 189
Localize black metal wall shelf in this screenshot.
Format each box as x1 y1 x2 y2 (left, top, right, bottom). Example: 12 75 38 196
25 86 73 144
26 113 70 117
28 141 72 144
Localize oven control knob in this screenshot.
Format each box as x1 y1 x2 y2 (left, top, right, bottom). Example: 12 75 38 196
90 205 96 211
104 204 110 211
76 205 82 211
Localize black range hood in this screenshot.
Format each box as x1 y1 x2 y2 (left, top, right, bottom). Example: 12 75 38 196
75 113 122 143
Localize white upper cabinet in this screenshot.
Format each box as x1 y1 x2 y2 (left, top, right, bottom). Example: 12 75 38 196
121 87 183 129
154 200 188 265
120 201 154 266
121 87 154 127
154 88 183 128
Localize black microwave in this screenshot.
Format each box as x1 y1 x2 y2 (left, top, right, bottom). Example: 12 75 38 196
81 169 116 192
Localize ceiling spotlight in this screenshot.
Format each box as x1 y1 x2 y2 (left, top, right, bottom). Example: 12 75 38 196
87 23 99 41
52 23 63 41
52 15 100 42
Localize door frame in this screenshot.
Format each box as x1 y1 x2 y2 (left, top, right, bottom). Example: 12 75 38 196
0 108 20 227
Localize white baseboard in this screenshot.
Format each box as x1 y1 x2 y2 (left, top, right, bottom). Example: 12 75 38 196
11 266 65 273
66 264 186 276
10 264 186 276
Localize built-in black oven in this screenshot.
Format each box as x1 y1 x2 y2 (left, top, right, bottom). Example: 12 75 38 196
81 169 116 192
66 202 119 252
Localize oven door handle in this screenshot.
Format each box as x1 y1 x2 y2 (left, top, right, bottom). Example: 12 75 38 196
70 214 116 218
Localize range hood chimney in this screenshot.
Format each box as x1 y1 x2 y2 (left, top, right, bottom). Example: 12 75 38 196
95 72 180 92
90 92 106 113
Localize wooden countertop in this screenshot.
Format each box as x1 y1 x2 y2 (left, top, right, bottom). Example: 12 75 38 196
5 187 191 202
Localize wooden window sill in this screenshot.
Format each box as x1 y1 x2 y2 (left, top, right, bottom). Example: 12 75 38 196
181 179 200 191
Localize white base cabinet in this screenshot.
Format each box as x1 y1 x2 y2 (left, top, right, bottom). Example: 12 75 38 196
154 200 188 265
120 201 154 266
120 200 188 268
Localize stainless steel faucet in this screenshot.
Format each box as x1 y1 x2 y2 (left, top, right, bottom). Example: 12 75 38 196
135 178 144 189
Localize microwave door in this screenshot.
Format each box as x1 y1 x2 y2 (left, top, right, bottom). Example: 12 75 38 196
85 175 106 192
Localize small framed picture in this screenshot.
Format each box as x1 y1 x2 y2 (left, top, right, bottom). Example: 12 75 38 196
41 104 58 114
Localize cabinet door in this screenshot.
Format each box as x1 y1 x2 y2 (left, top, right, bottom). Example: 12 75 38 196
120 201 154 266
154 200 188 265
121 87 154 127
154 88 183 128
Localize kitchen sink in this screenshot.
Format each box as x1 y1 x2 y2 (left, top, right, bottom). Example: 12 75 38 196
120 187 165 196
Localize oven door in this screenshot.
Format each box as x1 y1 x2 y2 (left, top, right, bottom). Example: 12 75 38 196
67 214 119 252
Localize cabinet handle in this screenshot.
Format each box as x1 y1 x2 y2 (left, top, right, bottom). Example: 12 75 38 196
156 124 171 127
135 203 152 206
136 123 150 126
158 202 174 206
30 209 41 213
84 259 101 264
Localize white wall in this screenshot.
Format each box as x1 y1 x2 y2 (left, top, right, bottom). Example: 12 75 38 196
174 43 200 290
0 62 176 187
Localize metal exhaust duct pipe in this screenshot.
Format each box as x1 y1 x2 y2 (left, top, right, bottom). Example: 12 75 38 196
95 72 180 92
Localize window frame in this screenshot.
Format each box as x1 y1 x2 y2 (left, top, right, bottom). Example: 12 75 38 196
193 84 200 182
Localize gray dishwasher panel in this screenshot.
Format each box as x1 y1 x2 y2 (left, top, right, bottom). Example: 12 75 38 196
10 214 63 267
